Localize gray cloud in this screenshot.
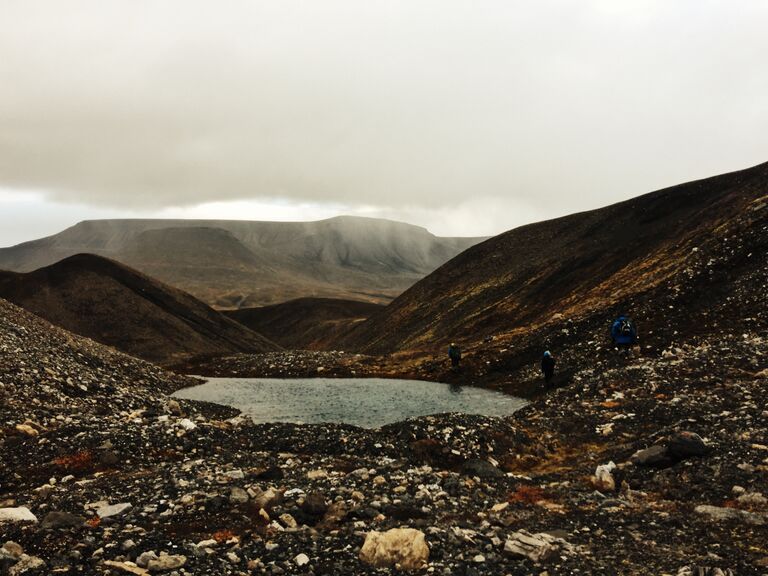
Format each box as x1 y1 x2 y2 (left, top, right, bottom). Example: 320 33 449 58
1 0 767 223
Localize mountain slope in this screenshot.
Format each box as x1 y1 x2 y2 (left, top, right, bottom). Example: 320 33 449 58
0 254 280 364
224 297 383 349
339 161 768 356
0 216 485 307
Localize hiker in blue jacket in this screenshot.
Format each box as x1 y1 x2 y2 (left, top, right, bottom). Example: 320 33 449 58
541 350 556 388
611 315 638 352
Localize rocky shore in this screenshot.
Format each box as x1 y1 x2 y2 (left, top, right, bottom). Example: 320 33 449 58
2 292 767 575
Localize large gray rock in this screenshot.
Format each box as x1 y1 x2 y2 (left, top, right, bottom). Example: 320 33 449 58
667 431 707 459
40 511 85 529
461 459 504 479
96 502 132 519
503 530 578 563
146 553 187 571
694 505 766 526
0 507 38 524
630 445 670 467
359 528 429 571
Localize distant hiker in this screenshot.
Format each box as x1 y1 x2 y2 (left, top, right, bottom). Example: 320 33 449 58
611 315 638 351
448 343 462 368
541 350 556 388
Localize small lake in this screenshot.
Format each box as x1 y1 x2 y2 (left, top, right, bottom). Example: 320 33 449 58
173 377 526 428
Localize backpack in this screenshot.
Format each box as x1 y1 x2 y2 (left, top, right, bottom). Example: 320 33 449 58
619 318 634 335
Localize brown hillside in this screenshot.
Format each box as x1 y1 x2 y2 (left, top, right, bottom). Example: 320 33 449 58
224 297 383 349
0 254 280 365
339 161 768 357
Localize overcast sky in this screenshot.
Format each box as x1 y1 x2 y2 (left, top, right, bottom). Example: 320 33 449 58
1 0 766 246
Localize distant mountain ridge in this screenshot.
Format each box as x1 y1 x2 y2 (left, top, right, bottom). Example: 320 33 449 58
0 253 280 364
0 216 485 307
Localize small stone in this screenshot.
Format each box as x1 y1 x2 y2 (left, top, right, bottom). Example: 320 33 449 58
136 551 158 568
592 462 616 492
178 419 196 431
146 553 187 571
294 553 310 566
694 505 766 525
2 542 23 558
8 555 46 575
504 530 577 562
737 492 767 507
461 459 504 479
14 424 38 437
301 492 327 516
230 487 249 504
96 502 132 520
166 399 183 416
102 560 148 575
253 487 281 510
224 469 245 480
99 450 120 467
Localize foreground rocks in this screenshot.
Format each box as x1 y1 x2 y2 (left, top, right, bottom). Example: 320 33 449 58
2 288 768 574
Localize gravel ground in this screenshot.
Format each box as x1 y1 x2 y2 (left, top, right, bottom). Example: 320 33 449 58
1 291 767 575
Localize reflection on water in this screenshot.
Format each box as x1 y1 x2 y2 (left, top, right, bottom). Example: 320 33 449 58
173 377 526 429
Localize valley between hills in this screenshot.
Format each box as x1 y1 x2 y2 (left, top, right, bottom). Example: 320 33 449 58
1 162 767 575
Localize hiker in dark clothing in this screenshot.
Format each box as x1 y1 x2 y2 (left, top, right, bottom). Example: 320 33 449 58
541 350 556 388
448 343 461 368
611 315 638 352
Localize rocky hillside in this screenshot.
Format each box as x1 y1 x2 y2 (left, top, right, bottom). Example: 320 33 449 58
224 298 383 350
339 161 768 361
0 254 280 365
0 216 484 307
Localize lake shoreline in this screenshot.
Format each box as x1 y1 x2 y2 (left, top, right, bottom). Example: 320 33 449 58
168 348 555 400
172 377 527 429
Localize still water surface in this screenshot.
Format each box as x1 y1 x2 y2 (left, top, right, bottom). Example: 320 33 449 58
173 377 526 428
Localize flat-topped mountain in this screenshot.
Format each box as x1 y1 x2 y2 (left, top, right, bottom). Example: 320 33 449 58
339 161 768 356
0 216 485 307
0 253 280 364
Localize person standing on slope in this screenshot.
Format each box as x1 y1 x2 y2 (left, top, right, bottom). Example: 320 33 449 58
448 343 462 369
611 314 638 353
541 350 556 388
